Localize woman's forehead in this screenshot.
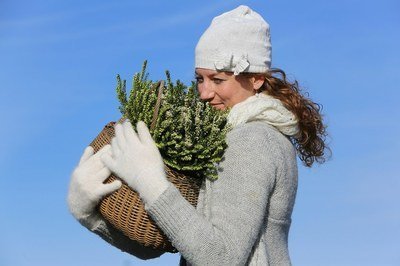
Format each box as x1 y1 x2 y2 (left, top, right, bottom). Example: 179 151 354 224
195 68 232 77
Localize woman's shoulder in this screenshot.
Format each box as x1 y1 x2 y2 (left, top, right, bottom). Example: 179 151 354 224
226 121 295 159
227 121 283 143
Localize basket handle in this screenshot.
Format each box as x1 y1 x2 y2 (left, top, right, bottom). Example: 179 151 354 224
116 80 164 131
150 80 165 131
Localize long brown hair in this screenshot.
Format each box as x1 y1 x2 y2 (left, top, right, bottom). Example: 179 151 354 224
257 68 329 167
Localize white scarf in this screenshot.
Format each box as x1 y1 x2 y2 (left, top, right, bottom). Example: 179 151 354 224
227 93 299 136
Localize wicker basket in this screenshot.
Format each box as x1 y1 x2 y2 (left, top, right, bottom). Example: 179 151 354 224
90 121 202 253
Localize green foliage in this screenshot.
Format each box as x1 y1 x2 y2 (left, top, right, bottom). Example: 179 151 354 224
116 61 229 180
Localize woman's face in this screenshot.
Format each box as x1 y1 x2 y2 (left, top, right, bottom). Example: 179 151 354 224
195 68 263 110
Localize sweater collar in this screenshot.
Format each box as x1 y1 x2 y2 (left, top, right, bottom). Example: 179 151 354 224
227 93 299 136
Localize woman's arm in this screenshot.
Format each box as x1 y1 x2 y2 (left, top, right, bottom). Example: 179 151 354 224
67 145 164 259
146 122 279 265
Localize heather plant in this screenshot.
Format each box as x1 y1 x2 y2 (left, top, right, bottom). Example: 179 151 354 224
115 61 229 180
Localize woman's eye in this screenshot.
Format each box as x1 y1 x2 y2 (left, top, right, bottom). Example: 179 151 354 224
213 78 224 84
195 77 203 83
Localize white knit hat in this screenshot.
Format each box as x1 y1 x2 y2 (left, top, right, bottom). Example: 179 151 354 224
195 5 272 75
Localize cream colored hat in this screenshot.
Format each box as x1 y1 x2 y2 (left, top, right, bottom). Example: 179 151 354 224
195 5 272 75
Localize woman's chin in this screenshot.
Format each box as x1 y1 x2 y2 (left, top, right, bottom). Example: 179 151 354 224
211 103 226 110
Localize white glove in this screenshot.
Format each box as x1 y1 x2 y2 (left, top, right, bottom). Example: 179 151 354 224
101 121 169 205
68 145 122 229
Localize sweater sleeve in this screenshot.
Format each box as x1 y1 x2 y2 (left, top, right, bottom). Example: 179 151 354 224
146 123 278 265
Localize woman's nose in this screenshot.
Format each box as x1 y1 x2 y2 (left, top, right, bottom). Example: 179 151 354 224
198 83 215 101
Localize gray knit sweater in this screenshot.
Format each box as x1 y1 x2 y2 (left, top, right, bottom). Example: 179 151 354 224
92 121 298 265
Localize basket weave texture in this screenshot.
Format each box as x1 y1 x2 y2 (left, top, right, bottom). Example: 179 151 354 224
90 121 202 253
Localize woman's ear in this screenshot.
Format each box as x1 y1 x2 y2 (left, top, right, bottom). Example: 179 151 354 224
251 74 265 91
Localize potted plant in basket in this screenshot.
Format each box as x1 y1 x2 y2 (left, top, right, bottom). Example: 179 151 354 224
89 61 230 252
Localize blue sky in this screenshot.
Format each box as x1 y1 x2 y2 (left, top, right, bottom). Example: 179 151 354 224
1 0 399 265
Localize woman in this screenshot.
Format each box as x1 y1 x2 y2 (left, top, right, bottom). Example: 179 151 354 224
67 5 328 265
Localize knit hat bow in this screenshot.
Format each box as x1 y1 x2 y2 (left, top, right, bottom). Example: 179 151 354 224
214 54 251 75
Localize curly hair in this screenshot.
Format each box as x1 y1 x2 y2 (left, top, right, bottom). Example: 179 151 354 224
257 68 330 167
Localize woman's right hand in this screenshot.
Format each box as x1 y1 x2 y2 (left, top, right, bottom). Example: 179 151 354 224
67 145 122 229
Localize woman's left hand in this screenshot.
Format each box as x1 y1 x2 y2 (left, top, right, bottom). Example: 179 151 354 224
101 120 170 205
